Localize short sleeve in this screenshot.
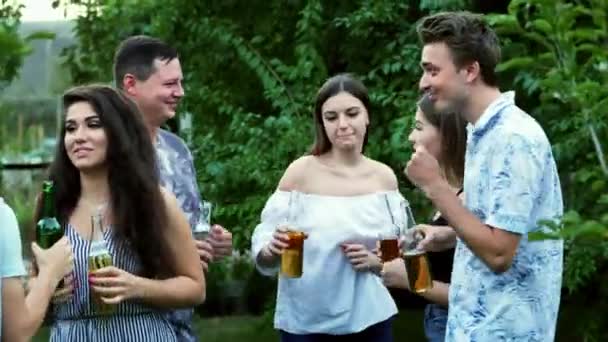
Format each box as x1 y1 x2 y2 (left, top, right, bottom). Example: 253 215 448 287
250 191 292 276
0 200 27 278
485 135 543 234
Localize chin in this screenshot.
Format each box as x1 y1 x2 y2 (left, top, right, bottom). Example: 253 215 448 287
334 143 358 152
73 161 105 173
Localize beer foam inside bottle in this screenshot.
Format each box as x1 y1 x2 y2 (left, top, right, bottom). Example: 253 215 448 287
88 212 114 315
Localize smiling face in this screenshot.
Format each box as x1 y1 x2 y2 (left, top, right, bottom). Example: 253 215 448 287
125 58 184 128
63 101 108 172
419 42 470 114
320 91 369 152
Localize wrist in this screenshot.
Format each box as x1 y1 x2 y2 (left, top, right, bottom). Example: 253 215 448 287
35 269 59 293
424 179 451 200
132 275 147 300
260 245 279 264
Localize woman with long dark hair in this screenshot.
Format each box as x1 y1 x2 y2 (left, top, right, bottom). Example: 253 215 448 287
252 74 411 341
381 94 467 342
38 85 204 341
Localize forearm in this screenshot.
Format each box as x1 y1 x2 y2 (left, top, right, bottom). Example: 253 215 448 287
135 276 205 308
419 281 449 307
17 273 57 339
426 182 512 272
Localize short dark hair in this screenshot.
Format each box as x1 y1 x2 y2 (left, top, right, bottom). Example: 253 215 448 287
41 85 174 278
113 35 178 88
417 11 501 86
310 74 370 155
418 94 467 187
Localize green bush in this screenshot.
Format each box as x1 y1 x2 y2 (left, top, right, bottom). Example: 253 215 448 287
53 0 608 338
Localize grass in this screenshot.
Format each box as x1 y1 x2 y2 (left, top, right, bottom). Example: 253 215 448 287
33 310 425 341
32 302 597 341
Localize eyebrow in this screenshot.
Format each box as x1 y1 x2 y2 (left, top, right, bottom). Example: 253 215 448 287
420 61 434 69
65 114 99 124
323 106 361 115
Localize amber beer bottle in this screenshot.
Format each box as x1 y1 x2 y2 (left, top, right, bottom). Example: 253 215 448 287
88 213 114 315
35 181 65 287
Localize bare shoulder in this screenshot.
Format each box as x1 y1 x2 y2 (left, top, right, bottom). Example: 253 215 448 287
277 155 315 192
366 158 398 191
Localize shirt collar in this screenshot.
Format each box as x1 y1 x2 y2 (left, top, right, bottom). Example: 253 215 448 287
467 91 515 135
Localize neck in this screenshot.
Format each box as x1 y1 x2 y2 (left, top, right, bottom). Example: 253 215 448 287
125 94 161 143
464 85 502 124
327 147 363 167
79 168 111 209
148 124 159 144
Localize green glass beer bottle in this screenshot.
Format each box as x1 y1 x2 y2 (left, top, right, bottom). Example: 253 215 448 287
36 181 64 249
35 180 65 287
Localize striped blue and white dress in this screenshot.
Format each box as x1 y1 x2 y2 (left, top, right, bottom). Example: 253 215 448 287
49 224 177 342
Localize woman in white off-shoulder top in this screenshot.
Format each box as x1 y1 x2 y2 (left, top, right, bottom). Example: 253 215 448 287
251 74 412 341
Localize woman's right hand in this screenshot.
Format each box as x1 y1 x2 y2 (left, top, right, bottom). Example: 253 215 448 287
31 237 74 286
260 226 290 262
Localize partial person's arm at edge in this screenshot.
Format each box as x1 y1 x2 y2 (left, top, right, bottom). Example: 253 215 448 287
2 271 59 342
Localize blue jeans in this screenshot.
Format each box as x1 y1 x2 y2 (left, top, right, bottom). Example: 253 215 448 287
423 304 448 342
280 317 394 342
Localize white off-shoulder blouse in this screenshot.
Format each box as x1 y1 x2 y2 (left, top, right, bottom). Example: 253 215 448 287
251 190 411 335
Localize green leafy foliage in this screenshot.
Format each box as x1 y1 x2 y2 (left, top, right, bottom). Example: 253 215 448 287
0 0 55 88
55 0 608 337
489 1 608 339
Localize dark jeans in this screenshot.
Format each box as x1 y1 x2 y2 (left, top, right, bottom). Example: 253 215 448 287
423 304 448 342
279 317 394 342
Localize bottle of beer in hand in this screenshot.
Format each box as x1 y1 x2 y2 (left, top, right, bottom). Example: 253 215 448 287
36 181 63 248
88 212 114 315
35 180 65 288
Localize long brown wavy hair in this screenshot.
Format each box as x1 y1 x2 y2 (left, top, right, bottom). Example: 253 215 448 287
36 85 174 278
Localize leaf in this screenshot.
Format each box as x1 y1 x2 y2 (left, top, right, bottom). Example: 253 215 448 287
496 57 535 72
529 19 553 35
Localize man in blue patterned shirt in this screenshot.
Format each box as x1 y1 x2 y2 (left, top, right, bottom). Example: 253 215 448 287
405 12 564 341
113 36 233 342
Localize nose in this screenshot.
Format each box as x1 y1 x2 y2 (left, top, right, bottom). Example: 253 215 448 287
419 74 430 93
337 114 348 129
174 82 185 98
68 126 87 147
408 129 416 145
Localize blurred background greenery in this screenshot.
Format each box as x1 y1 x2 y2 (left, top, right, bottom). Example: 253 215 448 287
2 0 607 340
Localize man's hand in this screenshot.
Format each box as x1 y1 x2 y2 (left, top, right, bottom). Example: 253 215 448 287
416 224 457 252
195 240 214 272
405 145 445 192
208 224 232 258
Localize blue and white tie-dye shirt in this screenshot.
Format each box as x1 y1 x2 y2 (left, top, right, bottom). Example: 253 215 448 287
155 129 202 342
446 92 564 342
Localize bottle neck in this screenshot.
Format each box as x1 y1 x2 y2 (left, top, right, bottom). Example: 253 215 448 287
41 188 56 218
91 213 105 241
